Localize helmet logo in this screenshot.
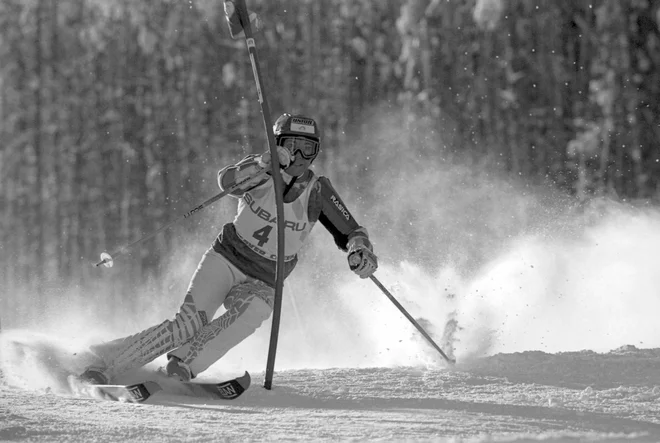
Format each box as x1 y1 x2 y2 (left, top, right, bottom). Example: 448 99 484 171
290 117 316 135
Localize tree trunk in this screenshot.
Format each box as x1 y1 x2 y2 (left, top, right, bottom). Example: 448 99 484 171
33 0 45 298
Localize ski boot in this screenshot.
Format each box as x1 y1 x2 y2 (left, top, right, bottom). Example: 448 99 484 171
79 366 109 385
165 356 193 382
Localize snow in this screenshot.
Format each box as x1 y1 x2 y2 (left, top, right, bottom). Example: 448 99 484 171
3 183 660 441
2 331 660 442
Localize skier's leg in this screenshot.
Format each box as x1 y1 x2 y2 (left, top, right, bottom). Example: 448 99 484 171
167 278 273 378
84 249 242 382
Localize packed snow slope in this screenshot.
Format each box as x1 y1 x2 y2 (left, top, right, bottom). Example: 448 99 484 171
2 331 660 442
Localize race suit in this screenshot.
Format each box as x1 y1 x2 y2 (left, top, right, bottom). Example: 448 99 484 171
213 154 372 287
88 154 373 380
164 155 372 375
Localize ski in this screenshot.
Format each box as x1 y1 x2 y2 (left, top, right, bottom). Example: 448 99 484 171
91 381 162 403
86 371 251 403
169 371 251 400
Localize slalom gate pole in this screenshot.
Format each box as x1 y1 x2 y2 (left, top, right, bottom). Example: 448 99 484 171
228 0 286 390
94 169 267 268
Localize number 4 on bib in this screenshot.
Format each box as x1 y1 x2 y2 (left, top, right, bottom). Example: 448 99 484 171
252 225 273 247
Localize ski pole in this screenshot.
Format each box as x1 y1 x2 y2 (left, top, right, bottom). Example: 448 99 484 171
94 169 268 268
350 255 456 365
370 274 456 365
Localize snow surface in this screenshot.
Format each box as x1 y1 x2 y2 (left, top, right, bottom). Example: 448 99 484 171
2 334 660 441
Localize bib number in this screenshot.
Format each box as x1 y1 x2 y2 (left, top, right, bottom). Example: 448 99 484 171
252 225 273 247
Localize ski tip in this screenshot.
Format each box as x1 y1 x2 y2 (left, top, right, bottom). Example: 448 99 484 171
236 371 251 390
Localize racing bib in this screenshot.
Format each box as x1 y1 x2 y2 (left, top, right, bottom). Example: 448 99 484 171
233 177 317 261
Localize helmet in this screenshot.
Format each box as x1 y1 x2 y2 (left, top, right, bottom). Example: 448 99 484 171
273 113 321 160
273 113 320 141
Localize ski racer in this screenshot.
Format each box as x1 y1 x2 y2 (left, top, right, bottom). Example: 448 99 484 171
80 113 379 384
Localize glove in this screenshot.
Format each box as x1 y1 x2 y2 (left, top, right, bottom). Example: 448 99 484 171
258 146 292 170
224 1 262 39
348 245 378 279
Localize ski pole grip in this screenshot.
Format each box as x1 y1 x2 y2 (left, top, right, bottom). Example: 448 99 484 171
224 1 261 39
348 251 362 270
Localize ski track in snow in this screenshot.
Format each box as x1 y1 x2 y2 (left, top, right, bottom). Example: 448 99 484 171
2 332 660 442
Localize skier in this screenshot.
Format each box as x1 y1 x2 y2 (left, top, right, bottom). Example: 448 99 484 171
80 113 378 384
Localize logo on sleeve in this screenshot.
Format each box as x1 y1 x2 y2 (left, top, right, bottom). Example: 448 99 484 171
330 194 350 220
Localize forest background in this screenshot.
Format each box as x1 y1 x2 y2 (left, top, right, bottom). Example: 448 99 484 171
1 0 659 326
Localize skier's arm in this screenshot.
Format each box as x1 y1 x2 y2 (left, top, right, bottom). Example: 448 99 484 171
219 147 293 196
218 155 267 197
314 176 378 278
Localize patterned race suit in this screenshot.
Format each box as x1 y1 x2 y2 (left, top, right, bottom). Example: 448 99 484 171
90 155 373 380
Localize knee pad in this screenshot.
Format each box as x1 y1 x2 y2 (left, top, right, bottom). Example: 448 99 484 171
224 279 274 312
220 280 273 334
226 290 273 330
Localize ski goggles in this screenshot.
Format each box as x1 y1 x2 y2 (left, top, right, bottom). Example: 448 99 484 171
280 136 320 160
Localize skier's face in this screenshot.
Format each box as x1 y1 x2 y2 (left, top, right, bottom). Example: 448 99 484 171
284 151 314 177
280 136 319 159
280 136 319 176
